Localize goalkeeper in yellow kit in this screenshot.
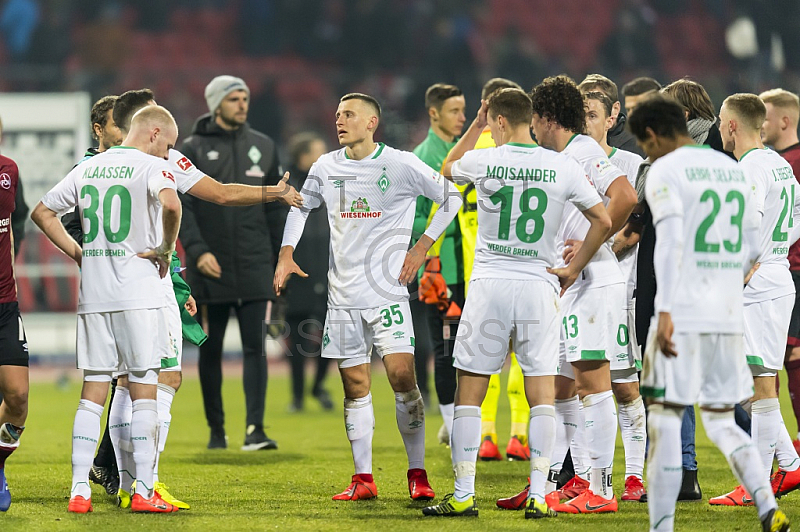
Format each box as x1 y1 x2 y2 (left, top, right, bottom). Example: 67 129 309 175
424 78 532 461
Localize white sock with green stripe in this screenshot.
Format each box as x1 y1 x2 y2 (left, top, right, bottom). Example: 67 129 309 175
572 402 592 482
109 385 134 493
528 405 555 504
752 398 781 480
71 399 104 499
618 395 646 480
131 399 159 499
452 406 480 502
583 390 616 500
647 404 682 531
775 412 800 472
395 387 425 470
547 396 580 493
153 383 176 484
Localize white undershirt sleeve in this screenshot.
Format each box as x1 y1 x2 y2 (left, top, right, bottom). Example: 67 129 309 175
423 192 462 242
281 207 310 250
653 215 683 314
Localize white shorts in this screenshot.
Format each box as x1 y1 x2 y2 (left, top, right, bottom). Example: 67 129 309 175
77 308 168 373
161 299 182 372
559 283 627 372
321 301 415 368
641 326 754 407
744 295 793 376
453 279 560 377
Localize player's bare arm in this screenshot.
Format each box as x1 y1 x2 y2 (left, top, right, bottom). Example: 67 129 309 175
187 172 303 207
138 187 182 278
548 202 612 294
611 220 642 260
399 234 434 285
31 202 83 266
442 100 488 179
273 245 308 296
604 175 638 237
656 312 677 357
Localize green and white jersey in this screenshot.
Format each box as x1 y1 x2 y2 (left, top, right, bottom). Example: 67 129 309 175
282 143 460 309
741 147 800 303
646 145 756 333
41 146 177 313
559 134 627 291
450 143 601 288
609 147 644 303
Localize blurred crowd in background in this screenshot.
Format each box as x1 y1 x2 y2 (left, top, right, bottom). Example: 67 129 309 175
1 0 799 152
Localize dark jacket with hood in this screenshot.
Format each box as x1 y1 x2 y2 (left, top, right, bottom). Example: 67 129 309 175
608 112 645 157
178 114 283 304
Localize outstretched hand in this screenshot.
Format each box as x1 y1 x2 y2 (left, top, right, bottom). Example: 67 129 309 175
275 172 303 208
273 254 308 296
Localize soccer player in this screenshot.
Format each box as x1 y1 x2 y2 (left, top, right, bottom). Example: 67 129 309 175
33 105 183 513
0 153 29 512
421 88 612 519
631 94 789 532
274 93 462 501
621 77 662 116
498 75 637 514
710 93 800 504
94 89 302 509
412 83 466 446
760 89 800 452
583 90 647 502
578 74 644 157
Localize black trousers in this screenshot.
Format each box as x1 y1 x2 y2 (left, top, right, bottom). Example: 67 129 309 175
427 283 464 406
199 300 268 430
285 314 330 405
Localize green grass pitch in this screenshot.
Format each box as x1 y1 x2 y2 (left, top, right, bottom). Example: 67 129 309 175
4 368 798 530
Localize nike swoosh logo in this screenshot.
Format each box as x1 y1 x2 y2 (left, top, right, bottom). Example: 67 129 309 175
585 502 612 511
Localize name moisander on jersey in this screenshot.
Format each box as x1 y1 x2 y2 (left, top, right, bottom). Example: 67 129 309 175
485 165 557 182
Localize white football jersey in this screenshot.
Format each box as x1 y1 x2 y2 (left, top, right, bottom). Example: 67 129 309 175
740 147 800 303
450 143 601 289
168 149 205 194
646 145 756 333
558 134 627 290
285 143 459 309
609 147 644 303
41 146 177 313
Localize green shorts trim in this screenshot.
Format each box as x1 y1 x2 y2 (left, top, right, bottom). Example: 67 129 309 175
634 360 643 370
161 357 179 369
746 355 764 366
580 350 607 360
641 386 665 398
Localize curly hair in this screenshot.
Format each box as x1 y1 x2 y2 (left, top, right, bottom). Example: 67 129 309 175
529 75 586 134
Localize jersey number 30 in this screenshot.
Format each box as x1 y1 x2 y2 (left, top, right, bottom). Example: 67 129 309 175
81 184 132 244
489 186 548 243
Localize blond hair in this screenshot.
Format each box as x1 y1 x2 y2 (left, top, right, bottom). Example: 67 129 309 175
759 88 800 125
130 105 177 133
723 93 766 131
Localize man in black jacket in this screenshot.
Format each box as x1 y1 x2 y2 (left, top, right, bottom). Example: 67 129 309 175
179 76 283 451
579 74 646 158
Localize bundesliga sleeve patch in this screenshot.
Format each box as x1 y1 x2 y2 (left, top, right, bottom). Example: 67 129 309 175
593 158 614 176
176 157 193 171
163 170 175 182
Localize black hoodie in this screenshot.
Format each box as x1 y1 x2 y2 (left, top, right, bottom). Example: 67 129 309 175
608 112 645 157
178 114 283 304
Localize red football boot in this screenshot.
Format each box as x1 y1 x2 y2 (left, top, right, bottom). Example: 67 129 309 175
408 469 435 501
496 479 529 510
622 475 647 502
772 467 800 498
709 485 753 506
478 436 503 461
67 495 93 513
505 436 530 461
553 489 618 514
130 492 179 513
332 474 378 501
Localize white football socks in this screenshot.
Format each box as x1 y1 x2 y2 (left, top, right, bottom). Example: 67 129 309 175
547 396 579 493
344 393 374 476
618 395 647 480
131 399 159 499
751 398 781 480
108 386 134 493
71 399 104 499
395 387 425 470
452 405 480 502
647 404 682 532
152 383 176 484
775 416 800 472
701 409 777 519
439 402 454 438
583 391 617 500
572 402 592 482
528 405 556 504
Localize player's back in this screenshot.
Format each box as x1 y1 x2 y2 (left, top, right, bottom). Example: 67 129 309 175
741 148 798 303
461 143 599 288
647 145 752 333
72 147 172 313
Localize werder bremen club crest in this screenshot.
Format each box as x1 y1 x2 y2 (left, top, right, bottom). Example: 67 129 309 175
377 166 390 194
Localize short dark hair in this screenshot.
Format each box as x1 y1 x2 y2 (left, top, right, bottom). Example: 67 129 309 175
288 131 325 166
723 93 767 131
90 95 118 140
662 79 716 122
424 83 462 111
340 93 381 120
627 95 689 141
622 77 662 97
487 88 532 126
584 91 614 119
481 77 521 101
578 74 619 103
529 75 586 134
113 89 155 133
